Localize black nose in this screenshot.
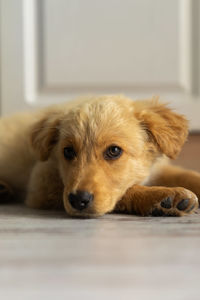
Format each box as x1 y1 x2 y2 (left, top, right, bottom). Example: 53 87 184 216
68 190 94 211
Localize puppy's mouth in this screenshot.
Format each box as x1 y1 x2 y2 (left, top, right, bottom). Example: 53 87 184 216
64 201 103 218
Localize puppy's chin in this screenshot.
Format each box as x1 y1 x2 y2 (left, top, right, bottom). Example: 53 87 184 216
63 202 100 218
63 200 113 218
67 211 103 219
65 207 104 219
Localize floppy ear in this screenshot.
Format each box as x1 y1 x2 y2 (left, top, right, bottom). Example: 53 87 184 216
134 99 188 159
30 112 60 161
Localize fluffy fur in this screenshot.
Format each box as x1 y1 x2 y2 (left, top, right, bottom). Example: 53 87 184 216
0 95 199 217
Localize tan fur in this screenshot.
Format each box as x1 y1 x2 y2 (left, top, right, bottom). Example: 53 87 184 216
0 95 199 217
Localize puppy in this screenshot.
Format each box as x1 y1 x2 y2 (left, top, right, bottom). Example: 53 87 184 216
0 95 199 217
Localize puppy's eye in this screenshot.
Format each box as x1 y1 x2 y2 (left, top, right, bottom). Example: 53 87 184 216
64 147 76 160
104 145 123 160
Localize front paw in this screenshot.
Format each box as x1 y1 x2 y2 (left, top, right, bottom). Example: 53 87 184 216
151 188 198 216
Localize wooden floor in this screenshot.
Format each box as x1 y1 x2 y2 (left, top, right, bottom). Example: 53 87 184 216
0 135 200 300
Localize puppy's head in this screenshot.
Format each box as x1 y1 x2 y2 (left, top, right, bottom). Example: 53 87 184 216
30 96 188 217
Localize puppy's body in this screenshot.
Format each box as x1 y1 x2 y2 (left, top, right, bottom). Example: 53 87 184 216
0 95 199 216
0 112 36 199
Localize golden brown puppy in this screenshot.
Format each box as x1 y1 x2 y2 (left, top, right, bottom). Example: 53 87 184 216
0 95 200 217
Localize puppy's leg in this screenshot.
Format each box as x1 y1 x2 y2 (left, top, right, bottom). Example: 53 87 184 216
115 185 198 216
149 164 200 202
0 180 13 202
25 161 64 210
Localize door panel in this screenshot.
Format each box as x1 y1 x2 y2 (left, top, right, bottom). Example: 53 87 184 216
44 0 179 86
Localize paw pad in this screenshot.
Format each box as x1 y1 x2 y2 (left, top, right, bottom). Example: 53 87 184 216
186 204 196 213
161 197 172 209
151 208 165 216
176 199 189 211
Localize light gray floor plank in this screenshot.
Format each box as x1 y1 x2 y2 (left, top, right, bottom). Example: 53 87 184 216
0 204 200 300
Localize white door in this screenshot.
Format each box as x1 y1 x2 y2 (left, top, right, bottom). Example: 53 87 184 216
1 0 200 130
